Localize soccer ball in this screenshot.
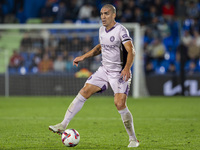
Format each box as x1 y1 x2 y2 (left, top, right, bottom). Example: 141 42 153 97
61 129 80 147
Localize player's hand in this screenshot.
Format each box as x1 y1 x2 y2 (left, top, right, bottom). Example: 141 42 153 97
73 56 84 67
120 68 131 81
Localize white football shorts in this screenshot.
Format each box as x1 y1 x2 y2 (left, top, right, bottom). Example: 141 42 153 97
85 65 131 95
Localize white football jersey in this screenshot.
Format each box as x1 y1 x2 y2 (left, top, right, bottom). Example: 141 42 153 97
99 22 132 72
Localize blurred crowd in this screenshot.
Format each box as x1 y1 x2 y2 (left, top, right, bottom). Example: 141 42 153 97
8 32 100 75
2 0 200 75
1 0 200 24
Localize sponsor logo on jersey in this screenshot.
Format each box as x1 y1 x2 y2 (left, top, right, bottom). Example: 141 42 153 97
101 44 118 50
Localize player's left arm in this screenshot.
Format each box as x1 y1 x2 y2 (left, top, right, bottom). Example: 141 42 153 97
121 40 135 81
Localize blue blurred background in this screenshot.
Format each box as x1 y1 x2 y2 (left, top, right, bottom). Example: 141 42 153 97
0 0 200 96
1 0 200 75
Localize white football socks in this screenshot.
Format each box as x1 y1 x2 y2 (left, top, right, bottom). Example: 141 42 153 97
118 107 137 141
61 93 87 129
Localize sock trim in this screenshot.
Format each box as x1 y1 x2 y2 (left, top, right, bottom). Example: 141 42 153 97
77 93 87 102
118 107 129 114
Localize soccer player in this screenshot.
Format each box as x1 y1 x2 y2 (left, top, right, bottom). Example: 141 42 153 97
49 4 139 148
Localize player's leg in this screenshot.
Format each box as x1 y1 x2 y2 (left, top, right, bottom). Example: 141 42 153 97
49 84 100 133
61 83 101 127
49 66 108 134
114 93 139 147
49 83 101 134
109 72 139 147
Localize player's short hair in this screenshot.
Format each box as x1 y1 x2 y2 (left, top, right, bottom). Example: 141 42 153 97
102 4 116 14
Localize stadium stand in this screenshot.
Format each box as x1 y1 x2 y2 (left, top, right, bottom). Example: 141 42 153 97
0 0 200 75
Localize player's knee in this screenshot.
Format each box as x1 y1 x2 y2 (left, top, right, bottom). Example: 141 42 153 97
114 100 126 110
80 87 91 99
80 84 101 99
114 94 127 110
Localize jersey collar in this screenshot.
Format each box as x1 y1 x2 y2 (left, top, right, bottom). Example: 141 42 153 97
105 22 118 33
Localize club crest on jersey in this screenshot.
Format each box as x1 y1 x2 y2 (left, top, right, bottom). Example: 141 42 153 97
110 36 115 42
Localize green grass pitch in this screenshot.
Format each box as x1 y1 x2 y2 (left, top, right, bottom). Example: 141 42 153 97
0 96 199 150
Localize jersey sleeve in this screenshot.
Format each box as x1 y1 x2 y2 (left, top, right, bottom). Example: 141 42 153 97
120 26 132 44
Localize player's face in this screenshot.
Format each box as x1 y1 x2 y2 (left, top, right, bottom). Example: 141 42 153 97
100 7 115 28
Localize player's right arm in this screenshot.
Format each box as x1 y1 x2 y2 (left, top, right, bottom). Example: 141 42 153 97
73 44 101 67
